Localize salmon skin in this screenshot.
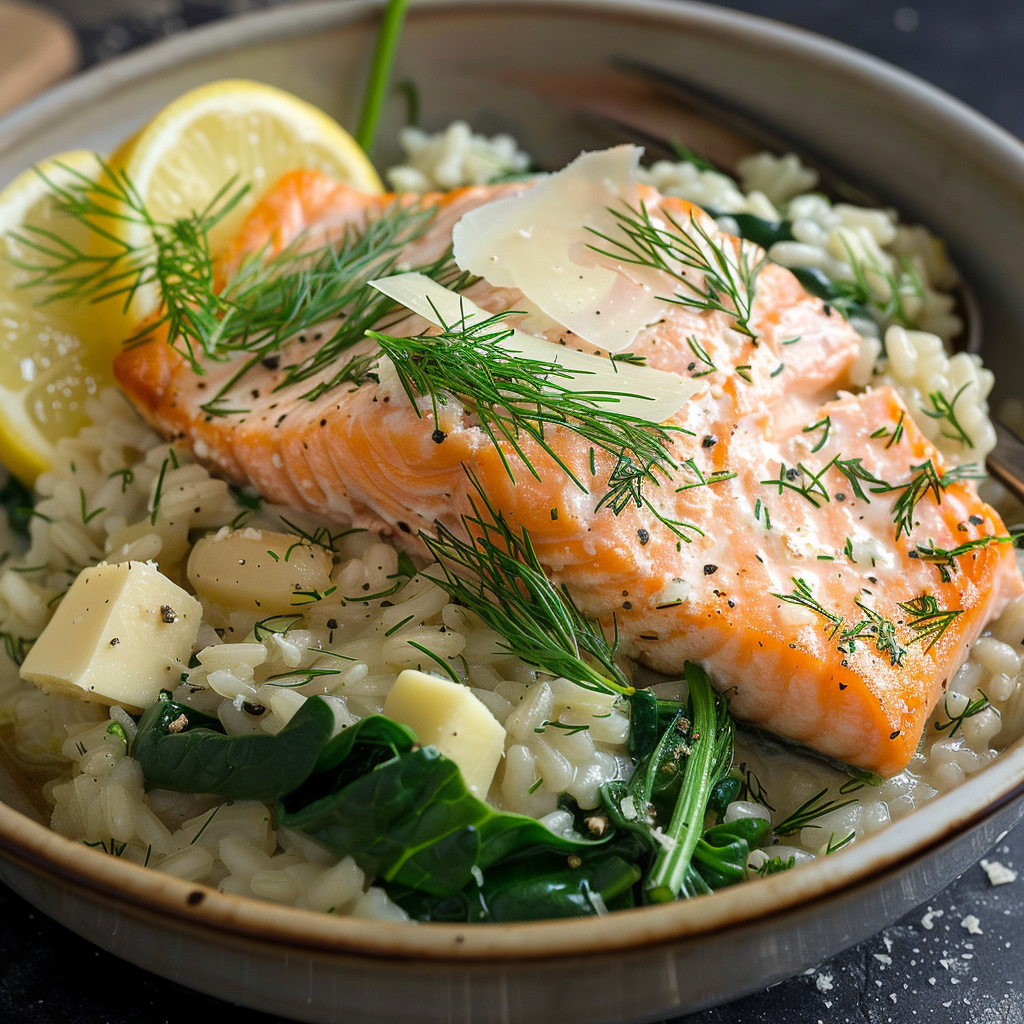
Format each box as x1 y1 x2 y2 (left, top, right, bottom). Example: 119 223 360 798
114 169 1023 777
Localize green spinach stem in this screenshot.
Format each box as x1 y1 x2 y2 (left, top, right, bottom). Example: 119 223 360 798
645 663 732 902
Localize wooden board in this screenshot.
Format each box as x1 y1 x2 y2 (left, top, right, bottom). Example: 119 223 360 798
0 0 77 116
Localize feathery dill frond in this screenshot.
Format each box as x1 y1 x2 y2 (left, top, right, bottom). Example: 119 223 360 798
587 201 765 340
421 474 633 696
364 307 692 536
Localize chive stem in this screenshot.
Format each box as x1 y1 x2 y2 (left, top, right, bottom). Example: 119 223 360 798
355 0 412 153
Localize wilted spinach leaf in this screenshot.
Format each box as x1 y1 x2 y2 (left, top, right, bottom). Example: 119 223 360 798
281 741 607 897
133 692 336 801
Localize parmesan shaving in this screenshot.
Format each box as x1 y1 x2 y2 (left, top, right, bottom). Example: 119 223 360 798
450 145 666 352
368 273 700 423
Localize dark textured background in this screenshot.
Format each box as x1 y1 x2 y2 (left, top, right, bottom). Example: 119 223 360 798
3 2 1024 1022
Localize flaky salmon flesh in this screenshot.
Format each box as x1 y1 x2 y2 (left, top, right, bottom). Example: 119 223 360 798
114 169 1024 777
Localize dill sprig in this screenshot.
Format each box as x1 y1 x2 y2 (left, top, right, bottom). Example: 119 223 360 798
587 201 765 340
911 533 1020 582
277 245 473 399
421 475 633 697
736 762 775 811
803 416 831 454
934 691 990 737
826 831 856 854
685 335 717 377
898 594 962 652
773 788 856 836
762 461 832 508
762 454 890 508
837 236 926 328
921 383 974 448
0 629 34 665
886 461 985 541
834 456 890 501
837 598 907 667
757 854 796 876
13 157 462 407
598 456 704 541
673 458 737 492
366 309 691 537
888 460 943 541
771 577 844 639
195 204 449 410
870 410 906 449
11 156 248 368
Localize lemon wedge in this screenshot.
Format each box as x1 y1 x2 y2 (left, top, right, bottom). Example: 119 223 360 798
0 151 116 485
102 78 383 328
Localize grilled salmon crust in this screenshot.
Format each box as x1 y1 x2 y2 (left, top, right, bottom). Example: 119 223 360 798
114 170 1024 777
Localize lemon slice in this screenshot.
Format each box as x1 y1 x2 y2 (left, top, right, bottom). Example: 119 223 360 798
0 151 116 485
103 79 383 328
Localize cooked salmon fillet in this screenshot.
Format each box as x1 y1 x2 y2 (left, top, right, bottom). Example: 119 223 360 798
114 170 1023 776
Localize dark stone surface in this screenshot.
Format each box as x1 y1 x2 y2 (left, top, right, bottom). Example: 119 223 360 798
3 1 1024 1021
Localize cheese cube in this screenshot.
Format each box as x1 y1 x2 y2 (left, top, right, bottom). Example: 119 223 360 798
383 669 506 797
20 560 202 712
187 528 334 615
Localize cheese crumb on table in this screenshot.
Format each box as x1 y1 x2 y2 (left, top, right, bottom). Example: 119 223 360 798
980 859 1019 885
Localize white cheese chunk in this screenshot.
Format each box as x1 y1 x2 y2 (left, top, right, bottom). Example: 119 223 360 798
20 560 201 712
383 669 506 797
451 145 666 352
369 273 700 424
187 528 334 615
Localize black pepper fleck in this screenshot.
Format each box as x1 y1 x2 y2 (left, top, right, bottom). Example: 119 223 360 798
637 529 650 545
703 564 718 575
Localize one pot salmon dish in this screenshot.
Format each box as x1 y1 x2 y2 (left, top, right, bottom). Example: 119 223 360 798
1 83 1022 923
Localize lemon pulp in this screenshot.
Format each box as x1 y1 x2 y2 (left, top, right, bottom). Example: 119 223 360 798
0 152 116 485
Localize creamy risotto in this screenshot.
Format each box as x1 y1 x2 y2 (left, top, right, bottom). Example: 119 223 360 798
0 118 1020 922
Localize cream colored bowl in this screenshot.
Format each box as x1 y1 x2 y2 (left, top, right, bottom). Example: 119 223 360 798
2 2 1024 1020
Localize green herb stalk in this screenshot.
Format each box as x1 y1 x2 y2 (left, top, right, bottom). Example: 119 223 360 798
355 0 411 152
644 662 734 903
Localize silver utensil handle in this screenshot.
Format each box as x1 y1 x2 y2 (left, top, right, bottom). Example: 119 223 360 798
989 421 1024 503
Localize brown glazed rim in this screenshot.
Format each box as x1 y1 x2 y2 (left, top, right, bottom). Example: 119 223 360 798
2 0 1024 965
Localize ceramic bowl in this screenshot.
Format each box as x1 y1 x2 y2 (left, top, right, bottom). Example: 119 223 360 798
2 2 1024 1021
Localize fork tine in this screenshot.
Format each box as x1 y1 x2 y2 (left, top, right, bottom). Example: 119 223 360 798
612 57 881 206
497 68 759 170
989 422 1024 506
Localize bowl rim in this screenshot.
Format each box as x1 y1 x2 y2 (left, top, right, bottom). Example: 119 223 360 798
2 0 1024 963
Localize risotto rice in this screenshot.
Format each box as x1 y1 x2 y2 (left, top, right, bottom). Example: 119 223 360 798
1 130 1021 918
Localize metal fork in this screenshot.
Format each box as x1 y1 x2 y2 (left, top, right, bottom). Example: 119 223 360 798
521 57 1024 502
